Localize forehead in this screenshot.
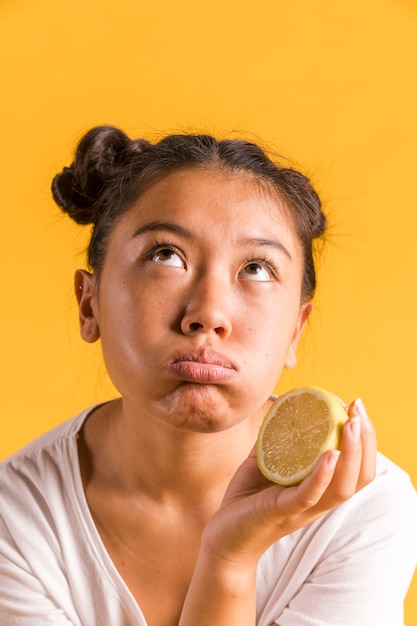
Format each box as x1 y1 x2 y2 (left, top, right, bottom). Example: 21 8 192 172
102 168 305 277
124 167 295 232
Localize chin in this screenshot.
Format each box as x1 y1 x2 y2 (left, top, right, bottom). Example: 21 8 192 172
162 383 236 433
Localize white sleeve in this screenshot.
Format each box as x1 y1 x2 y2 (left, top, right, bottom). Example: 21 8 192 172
274 461 417 626
0 522 78 626
0 485 84 626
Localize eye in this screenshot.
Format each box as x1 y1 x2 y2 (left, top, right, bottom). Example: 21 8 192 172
239 260 275 282
150 246 185 268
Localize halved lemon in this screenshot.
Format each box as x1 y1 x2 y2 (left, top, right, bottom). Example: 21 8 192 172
256 386 348 486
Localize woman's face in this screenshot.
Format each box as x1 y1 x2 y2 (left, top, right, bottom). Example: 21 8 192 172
77 168 311 432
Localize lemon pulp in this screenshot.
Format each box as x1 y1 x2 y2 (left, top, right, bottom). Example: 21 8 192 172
256 386 348 486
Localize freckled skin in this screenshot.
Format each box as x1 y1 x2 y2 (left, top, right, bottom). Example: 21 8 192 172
78 168 311 434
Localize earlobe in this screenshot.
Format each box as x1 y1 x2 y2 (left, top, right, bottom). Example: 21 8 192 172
284 302 313 370
74 270 100 343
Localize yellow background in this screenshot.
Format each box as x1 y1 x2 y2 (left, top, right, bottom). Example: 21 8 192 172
1 0 416 621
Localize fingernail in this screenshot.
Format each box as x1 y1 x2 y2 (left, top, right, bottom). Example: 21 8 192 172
349 417 361 440
354 397 369 420
326 449 340 470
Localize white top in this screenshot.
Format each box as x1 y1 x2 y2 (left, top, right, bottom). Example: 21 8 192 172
0 407 416 626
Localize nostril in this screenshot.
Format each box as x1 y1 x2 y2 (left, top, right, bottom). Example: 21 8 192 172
189 322 204 332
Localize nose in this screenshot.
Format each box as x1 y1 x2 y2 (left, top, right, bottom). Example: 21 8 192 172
180 274 233 338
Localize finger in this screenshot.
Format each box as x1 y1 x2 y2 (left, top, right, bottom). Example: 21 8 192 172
334 417 363 495
349 398 377 489
273 399 375 526
273 412 362 516
290 448 340 511
310 416 362 513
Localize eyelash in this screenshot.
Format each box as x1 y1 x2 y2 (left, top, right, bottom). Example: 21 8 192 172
245 255 279 278
143 239 279 279
144 238 185 260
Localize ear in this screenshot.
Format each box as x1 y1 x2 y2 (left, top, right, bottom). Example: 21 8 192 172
284 302 313 370
74 270 100 343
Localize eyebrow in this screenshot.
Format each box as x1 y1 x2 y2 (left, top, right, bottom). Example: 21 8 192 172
132 221 292 261
131 221 194 240
243 237 292 260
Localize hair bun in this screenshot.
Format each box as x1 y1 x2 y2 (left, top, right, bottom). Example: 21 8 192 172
52 125 150 224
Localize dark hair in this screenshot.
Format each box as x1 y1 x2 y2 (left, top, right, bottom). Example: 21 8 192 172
52 125 326 300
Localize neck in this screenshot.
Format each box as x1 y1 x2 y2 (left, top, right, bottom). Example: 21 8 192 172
80 396 272 510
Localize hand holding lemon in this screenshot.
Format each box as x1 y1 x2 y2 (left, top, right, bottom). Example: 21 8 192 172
203 389 376 569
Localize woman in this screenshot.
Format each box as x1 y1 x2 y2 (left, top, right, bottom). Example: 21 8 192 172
0 126 416 626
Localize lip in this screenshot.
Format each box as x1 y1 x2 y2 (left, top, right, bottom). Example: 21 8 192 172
168 348 237 384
